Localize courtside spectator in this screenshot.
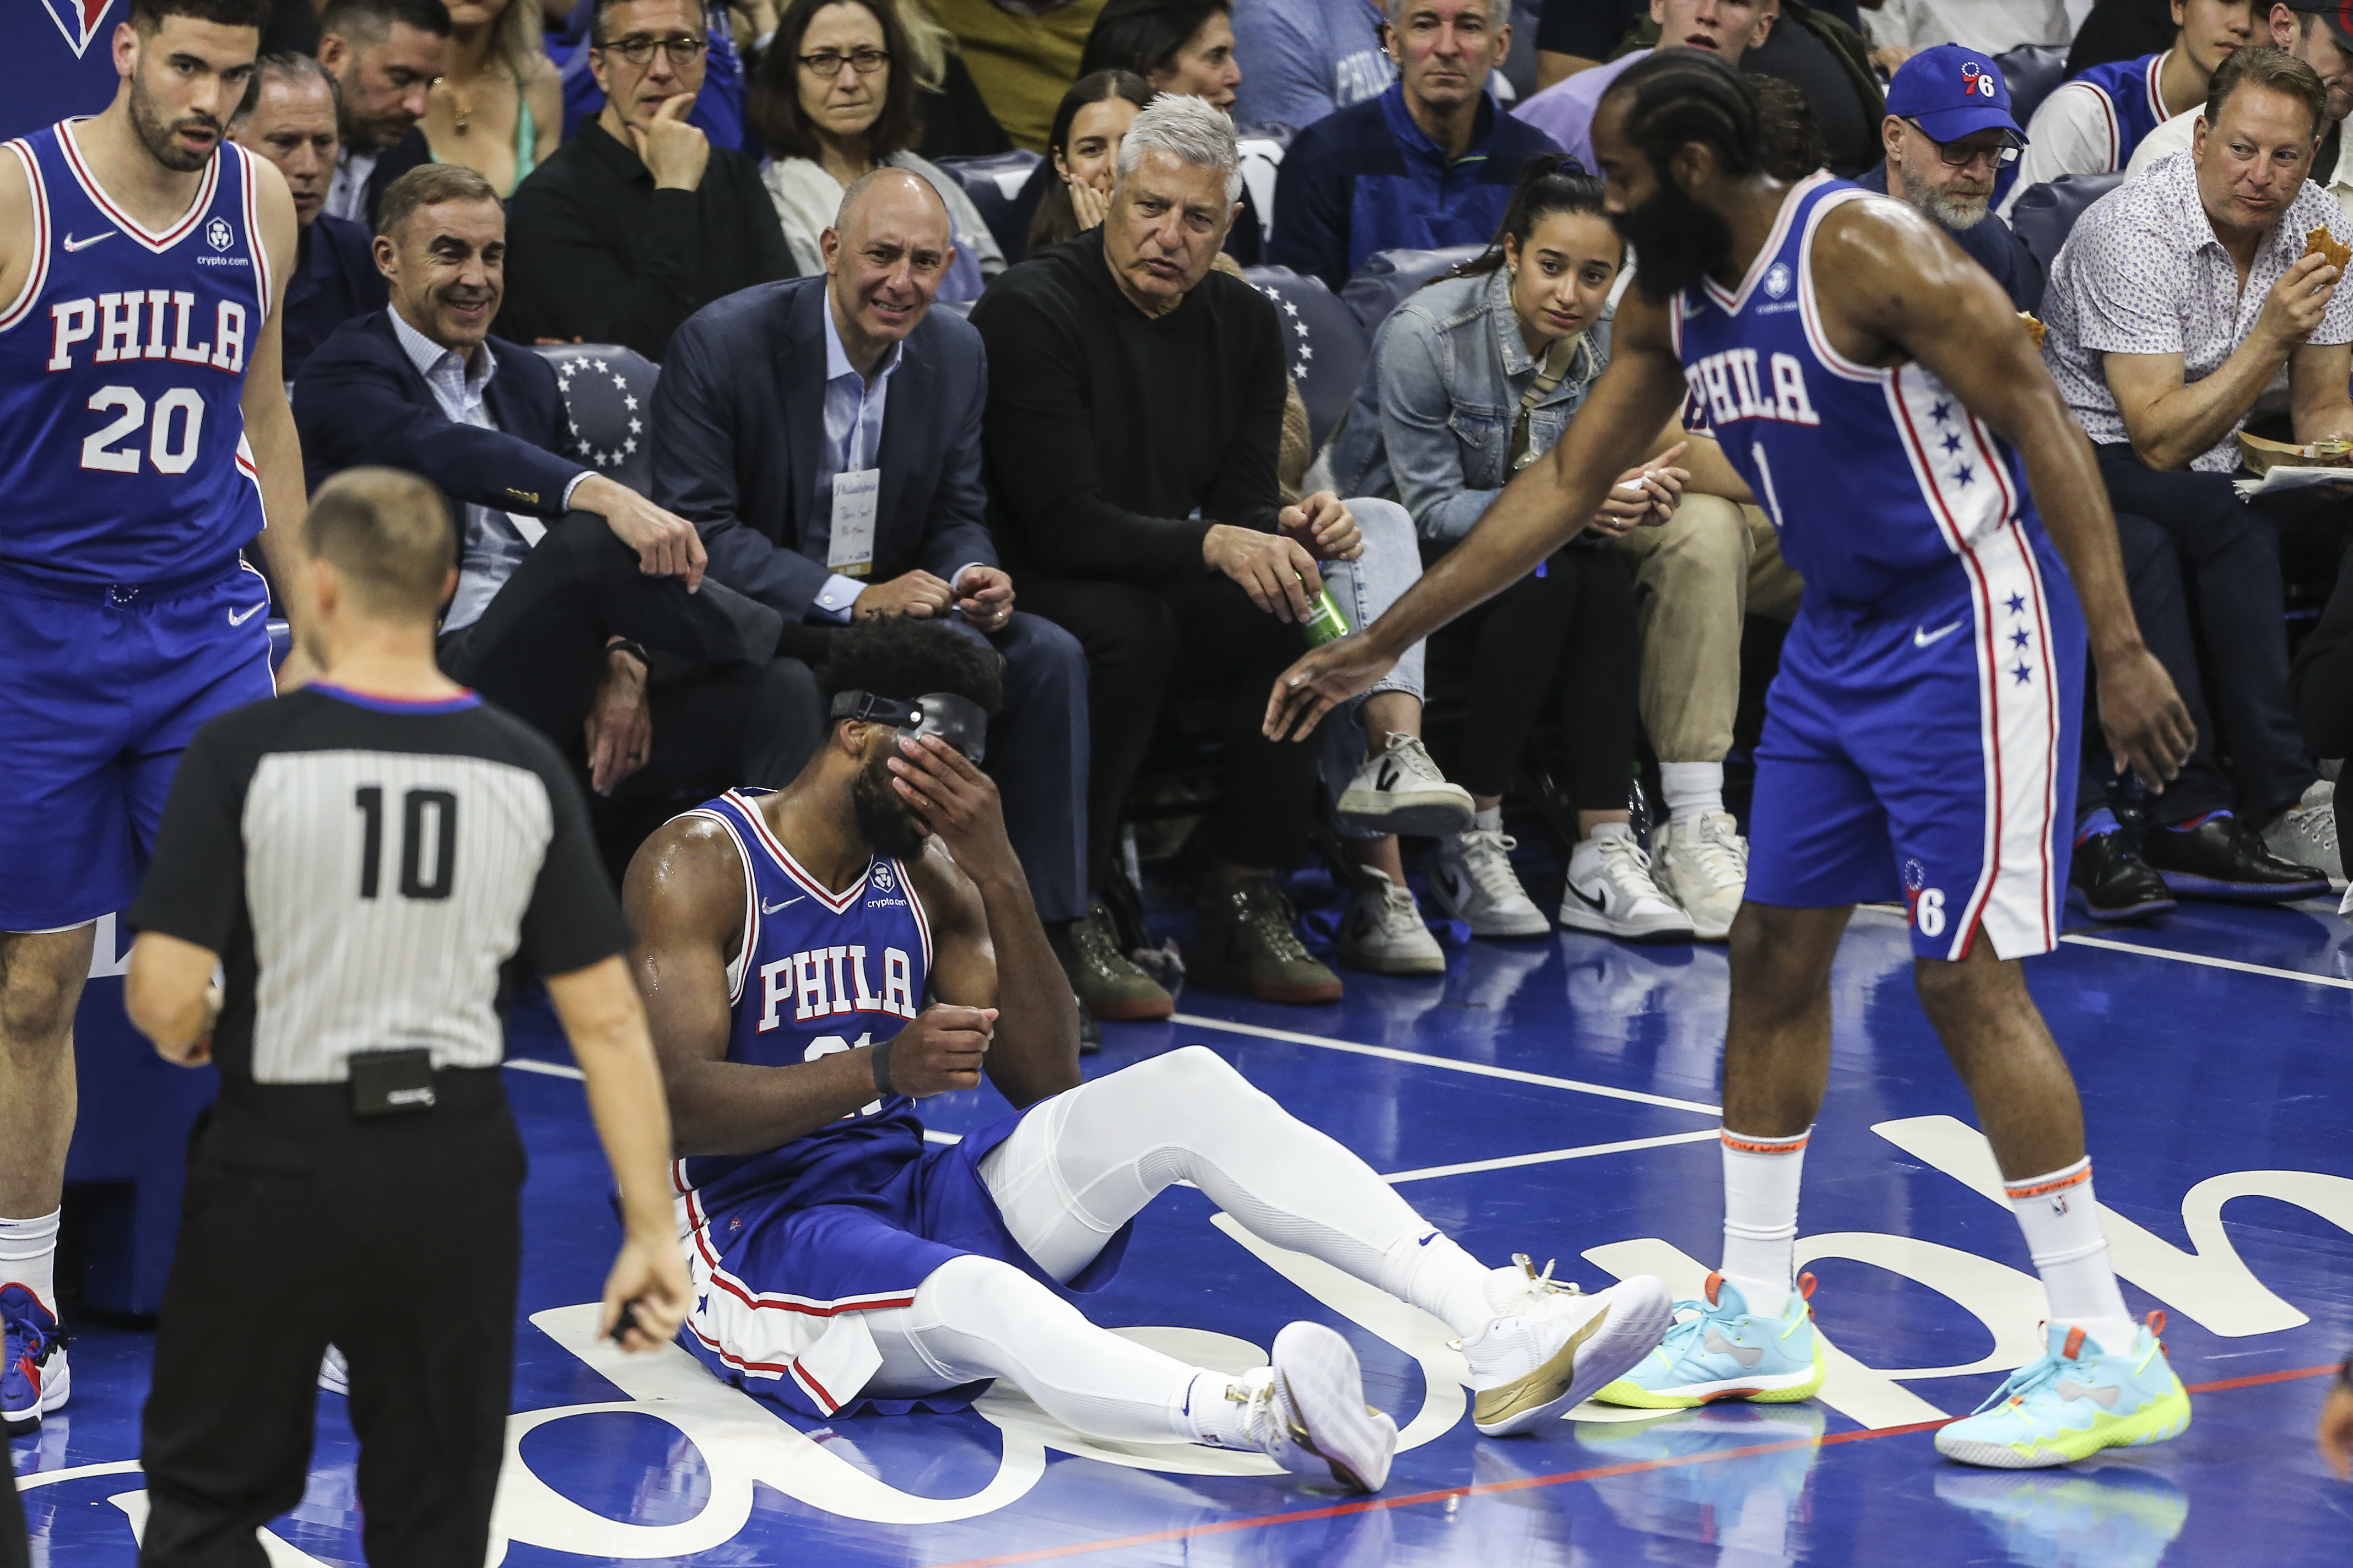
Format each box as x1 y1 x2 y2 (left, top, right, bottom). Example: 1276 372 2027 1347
560 0 754 150
1327 155 1779 942
320 0 451 226
500 0 796 360
1514 0 1772 178
925 0 1107 151
1743 1 1886 175
2128 1 2353 226
231 53 390 381
974 96 1418 1006
751 0 1007 299
1080 1 1264 261
1026 69 1154 251
1864 45 2042 312
648 170 1092 970
420 0 562 195
2040 46 2343 892
2068 0 2184 74
297 166 818 805
1231 0 1393 129
1270 0 1559 291
2002 0 2256 215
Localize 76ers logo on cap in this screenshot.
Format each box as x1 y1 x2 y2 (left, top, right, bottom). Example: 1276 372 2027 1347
1960 61 1997 99
41 0 114 58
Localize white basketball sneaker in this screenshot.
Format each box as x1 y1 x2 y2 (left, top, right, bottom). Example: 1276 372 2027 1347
1559 826 1695 943
318 1343 349 1396
1337 734 1475 837
1216 1321 1398 1492
1460 1257 1675 1436
1650 811 1749 941
1335 869 1446 975
1425 827 1552 937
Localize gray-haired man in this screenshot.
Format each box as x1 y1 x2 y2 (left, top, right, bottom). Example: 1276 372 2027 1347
972 95 1467 1007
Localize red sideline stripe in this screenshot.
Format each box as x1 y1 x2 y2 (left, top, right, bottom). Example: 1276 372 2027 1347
917 1365 2347 1568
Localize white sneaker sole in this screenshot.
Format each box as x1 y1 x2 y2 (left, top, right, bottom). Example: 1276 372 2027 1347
1473 1278 1674 1436
2 1347 69 1434
1272 1321 1397 1492
1557 897 1695 943
1667 894 1738 942
1337 785 1475 838
1338 937 1447 976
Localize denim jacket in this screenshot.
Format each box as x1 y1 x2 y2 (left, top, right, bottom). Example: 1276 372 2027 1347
1326 268 1613 544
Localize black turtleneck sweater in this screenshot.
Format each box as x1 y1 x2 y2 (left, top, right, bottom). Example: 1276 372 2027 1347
970 226 1288 585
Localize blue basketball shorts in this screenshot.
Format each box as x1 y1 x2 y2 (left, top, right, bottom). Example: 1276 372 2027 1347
1746 527 2085 961
0 561 274 931
678 1105 1133 1419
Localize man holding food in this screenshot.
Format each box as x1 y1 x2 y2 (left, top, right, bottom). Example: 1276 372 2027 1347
2040 43 2349 900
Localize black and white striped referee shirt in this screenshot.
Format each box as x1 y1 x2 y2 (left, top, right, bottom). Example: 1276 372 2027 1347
128 685 630 1086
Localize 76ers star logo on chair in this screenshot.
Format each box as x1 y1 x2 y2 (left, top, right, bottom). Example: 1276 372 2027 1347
42 0 116 58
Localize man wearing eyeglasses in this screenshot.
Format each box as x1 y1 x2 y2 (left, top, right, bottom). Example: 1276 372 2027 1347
1859 45 2042 313
500 0 794 361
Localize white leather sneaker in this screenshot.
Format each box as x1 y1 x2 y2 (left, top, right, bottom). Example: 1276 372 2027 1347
1651 811 1749 940
1559 827 1695 943
1335 869 1446 975
1337 733 1475 836
1425 828 1551 937
1460 1257 1675 1436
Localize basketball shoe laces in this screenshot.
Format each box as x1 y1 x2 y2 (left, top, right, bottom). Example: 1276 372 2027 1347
1961 1319 2162 1420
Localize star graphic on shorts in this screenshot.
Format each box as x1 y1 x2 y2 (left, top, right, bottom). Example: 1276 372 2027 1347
2013 661 2033 684
697 1293 708 1316
1941 432 1964 454
2010 627 2031 649
1952 463 1975 486
2005 593 2027 615
1930 399 1954 424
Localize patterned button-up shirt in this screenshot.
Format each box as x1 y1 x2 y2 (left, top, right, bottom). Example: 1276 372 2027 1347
2041 149 2353 473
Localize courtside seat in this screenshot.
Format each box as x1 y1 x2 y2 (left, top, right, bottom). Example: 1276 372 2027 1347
534 343 659 496
2008 171 2128 270
1237 265 1367 448
1339 244 1483 333
933 150 1045 268
1992 42 2070 127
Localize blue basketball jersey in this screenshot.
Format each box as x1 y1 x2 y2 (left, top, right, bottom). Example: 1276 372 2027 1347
671 789 935 1225
1993 50 2166 209
0 120 271 585
1670 172 2052 610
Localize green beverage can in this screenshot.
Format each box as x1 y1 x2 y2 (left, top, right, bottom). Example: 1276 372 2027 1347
1301 584 1351 645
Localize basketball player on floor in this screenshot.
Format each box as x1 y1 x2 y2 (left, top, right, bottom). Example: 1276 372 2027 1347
0 0 306 1435
625 616 1673 1489
1267 51 2202 1470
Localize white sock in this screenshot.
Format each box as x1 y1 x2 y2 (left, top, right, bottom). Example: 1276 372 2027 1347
1719 1127 1808 1317
0 1209 61 1317
2005 1157 2138 1353
1184 1369 1259 1448
1378 1228 1501 1339
1472 806 1503 833
1660 762 1725 822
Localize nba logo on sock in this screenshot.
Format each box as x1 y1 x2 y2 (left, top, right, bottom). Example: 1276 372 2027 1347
40 0 113 57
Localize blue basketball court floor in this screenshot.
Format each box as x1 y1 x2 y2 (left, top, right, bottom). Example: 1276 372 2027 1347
14 894 2353 1565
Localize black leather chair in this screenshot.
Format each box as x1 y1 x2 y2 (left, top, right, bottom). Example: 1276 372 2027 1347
1339 244 1484 333
1237 265 1368 450
2008 171 2128 270
1993 42 2071 128
933 150 1045 267
534 342 659 496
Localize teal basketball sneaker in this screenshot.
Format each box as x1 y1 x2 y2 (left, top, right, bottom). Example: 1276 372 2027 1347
1934 1314 2191 1469
1590 1272 1827 1409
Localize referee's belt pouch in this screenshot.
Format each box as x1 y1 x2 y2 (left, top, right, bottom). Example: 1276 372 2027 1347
349 1049 437 1117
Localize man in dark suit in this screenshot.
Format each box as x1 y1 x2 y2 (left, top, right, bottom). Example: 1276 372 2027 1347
230 51 388 381
297 165 816 811
317 0 445 229
651 168 1091 950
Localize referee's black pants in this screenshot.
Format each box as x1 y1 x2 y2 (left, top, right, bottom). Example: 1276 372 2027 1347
138 1072 524 1568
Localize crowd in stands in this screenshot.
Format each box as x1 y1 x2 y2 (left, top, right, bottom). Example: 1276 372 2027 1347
46 0 2345 1028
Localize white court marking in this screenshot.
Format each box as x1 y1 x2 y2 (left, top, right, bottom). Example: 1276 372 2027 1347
1380 1130 1723 1184
2058 932 2353 991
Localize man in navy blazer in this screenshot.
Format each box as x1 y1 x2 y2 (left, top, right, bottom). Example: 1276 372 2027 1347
296 164 814 805
652 169 1091 942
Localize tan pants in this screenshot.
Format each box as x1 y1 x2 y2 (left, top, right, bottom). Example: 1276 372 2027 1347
1612 495 1805 764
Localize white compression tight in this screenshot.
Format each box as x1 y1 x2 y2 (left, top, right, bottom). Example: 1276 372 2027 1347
859 1046 1502 1443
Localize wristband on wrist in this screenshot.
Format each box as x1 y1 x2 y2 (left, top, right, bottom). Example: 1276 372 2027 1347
608 638 651 676
870 1037 895 1097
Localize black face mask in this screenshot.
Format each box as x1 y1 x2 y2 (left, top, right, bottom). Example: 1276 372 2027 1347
1615 174 1738 305
851 744 933 860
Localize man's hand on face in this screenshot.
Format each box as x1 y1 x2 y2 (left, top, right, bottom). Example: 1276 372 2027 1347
1278 490 1364 562
2257 250 2339 355
586 643 654 795
888 732 1018 882
635 93 711 191
953 565 1014 631
576 474 707 589
856 569 956 619
1203 522 1322 622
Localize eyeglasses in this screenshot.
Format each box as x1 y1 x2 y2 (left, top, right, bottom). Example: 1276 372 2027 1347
598 33 707 68
1907 119 2022 169
799 47 891 78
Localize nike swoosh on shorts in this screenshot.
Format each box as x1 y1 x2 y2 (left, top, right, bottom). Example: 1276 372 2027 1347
228 602 267 626
1913 619 1963 648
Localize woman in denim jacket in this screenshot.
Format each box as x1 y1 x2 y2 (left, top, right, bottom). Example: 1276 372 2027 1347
1326 155 1702 943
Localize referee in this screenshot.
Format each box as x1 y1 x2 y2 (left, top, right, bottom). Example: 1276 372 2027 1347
122 469 689 1567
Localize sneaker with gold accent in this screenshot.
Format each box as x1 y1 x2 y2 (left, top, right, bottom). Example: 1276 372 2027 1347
1933 1315 2190 1469
1460 1256 1674 1436
1211 1321 1397 1492
1590 1272 1827 1409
